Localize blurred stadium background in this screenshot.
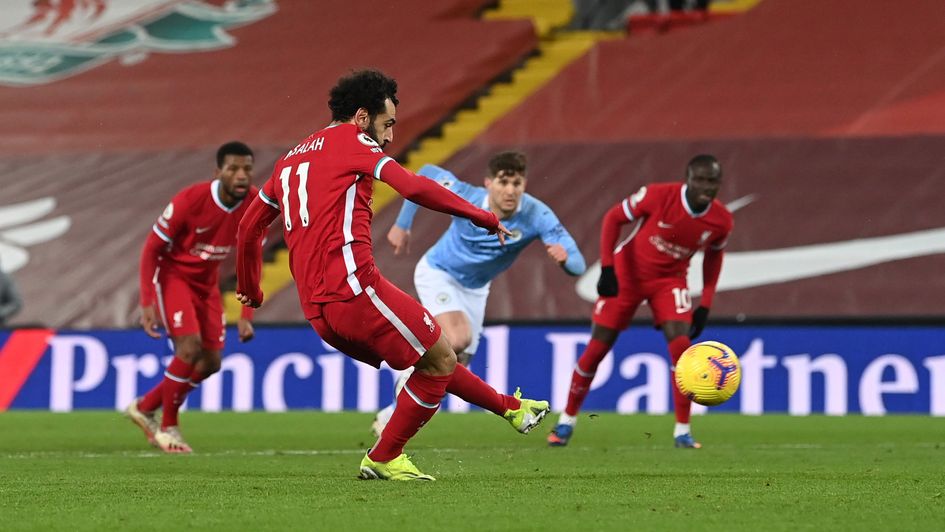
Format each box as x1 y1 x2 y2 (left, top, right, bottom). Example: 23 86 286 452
1 0 944 415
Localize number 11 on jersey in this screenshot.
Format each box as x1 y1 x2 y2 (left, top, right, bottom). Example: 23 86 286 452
278 162 311 230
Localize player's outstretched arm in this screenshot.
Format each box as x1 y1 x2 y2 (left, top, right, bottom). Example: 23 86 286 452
537 206 586 276
379 161 504 235
236 194 280 307
388 165 466 255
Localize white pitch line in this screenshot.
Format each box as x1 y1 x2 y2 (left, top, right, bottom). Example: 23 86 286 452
0 447 472 460
1 442 939 460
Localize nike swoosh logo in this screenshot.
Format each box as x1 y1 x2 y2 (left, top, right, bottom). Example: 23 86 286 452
576 194 945 301
0 197 72 273
195 226 212 234
657 221 673 229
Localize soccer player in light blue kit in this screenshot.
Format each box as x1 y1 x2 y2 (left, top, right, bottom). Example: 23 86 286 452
373 151 586 435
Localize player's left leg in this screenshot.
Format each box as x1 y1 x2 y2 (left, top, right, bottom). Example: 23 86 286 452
184 294 226 407
146 334 202 453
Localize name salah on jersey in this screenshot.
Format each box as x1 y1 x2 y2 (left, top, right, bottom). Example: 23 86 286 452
283 131 383 161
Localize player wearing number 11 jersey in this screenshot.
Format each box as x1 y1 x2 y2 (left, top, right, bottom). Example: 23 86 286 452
548 155 733 449
236 69 550 480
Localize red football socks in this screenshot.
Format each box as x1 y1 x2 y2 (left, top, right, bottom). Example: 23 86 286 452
160 357 194 429
138 381 163 412
446 364 519 415
369 370 451 462
669 336 692 424
139 362 211 415
564 338 611 416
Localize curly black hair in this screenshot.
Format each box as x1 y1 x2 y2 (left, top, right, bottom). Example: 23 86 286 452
216 141 253 168
328 69 399 122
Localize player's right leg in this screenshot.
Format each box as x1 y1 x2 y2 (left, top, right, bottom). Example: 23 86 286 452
371 309 472 437
368 257 483 437
126 273 199 452
152 334 201 453
361 333 455 481
412 255 487 365
549 291 640 447
315 276 450 480
413 266 548 434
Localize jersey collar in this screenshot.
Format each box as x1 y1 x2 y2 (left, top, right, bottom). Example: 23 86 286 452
680 185 711 218
211 179 243 213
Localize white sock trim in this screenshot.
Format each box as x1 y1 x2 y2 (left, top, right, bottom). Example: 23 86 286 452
557 413 577 426
403 384 440 409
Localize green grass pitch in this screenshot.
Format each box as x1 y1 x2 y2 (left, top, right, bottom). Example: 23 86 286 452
1 412 942 531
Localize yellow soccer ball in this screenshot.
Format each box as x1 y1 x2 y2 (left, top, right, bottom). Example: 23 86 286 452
674 341 742 406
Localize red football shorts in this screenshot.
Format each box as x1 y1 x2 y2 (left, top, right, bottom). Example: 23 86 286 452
307 275 442 370
154 270 225 350
592 276 693 331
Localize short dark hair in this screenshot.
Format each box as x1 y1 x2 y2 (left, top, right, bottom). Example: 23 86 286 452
328 69 399 122
216 141 253 168
488 151 527 178
687 154 721 178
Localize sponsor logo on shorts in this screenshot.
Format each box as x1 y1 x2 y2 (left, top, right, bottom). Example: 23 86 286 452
436 293 450 304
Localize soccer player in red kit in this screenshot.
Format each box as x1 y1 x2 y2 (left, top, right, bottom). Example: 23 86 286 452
125 141 258 453
236 69 550 480
548 155 733 449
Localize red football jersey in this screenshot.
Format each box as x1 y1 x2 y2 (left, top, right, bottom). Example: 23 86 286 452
259 123 390 311
615 183 733 280
151 180 258 288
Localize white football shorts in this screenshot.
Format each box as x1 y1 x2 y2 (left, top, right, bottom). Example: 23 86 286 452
414 254 490 355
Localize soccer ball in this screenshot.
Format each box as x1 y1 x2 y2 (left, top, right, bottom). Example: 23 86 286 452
674 341 741 406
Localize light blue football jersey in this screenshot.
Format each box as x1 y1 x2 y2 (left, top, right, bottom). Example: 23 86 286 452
394 164 586 289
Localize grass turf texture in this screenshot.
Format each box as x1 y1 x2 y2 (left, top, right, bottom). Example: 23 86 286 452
1 412 942 531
